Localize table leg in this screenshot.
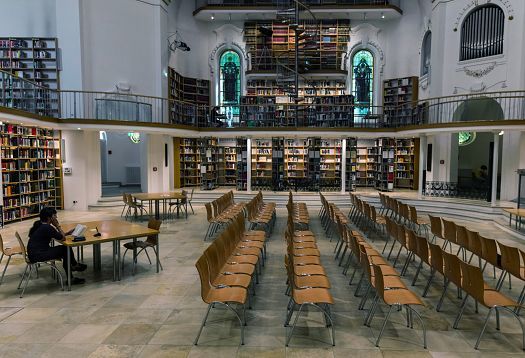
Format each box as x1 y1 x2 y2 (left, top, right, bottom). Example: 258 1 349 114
156 235 160 273
67 248 71 291
155 200 160 220
112 241 117 281
185 200 188 219
117 240 121 281
93 243 102 271
132 238 137 275
176 199 180 218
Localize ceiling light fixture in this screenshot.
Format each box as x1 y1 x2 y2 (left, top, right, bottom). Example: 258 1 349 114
381 13 385 19
211 14 215 20
499 130 504 136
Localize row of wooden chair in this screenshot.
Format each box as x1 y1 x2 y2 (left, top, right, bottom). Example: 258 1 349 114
287 192 309 230
245 192 276 237
194 214 267 345
378 193 430 236
348 193 386 239
348 196 525 350
333 212 427 349
284 199 334 346
204 191 245 241
122 193 148 221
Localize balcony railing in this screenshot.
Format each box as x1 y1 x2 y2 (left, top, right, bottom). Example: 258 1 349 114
1 69 525 129
196 0 393 7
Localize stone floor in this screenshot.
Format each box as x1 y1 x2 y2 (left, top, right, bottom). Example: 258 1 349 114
0 202 524 357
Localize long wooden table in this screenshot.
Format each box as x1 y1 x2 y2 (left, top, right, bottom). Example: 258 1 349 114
503 208 525 230
61 220 159 290
133 192 187 220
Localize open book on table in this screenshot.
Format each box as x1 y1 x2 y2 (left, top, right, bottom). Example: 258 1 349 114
71 224 87 238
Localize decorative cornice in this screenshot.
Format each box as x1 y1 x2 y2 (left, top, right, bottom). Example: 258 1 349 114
463 62 496 78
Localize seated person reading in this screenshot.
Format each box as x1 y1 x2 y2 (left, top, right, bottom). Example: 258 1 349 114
210 106 226 127
27 207 87 285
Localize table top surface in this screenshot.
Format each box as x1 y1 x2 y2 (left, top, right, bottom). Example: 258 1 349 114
133 192 186 201
60 220 159 246
503 208 525 216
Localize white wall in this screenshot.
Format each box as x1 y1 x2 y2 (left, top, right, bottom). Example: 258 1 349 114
0 0 56 37
105 132 142 185
62 130 101 210
500 131 525 201
145 134 172 193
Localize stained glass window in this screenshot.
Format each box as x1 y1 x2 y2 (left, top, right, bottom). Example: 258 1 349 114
459 131 476 146
219 50 241 127
421 31 431 76
352 50 374 122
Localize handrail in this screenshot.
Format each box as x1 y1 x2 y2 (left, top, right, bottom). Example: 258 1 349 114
1 68 525 129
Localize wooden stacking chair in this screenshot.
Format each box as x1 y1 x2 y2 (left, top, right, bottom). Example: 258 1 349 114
454 260 525 350
194 255 247 346
408 205 430 236
0 233 24 284
479 235 503 279
121 218 163 274
441 218 457 252
423 242 445 297
495 242 524 292
411 234 431 286
437 250 464 312
428 214 443 244
368 264 427 349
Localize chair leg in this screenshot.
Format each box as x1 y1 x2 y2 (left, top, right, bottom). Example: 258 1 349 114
474 308 494 350
20 265 35 298
121 248 129 269
189 201 194 214
194 303 213 345
286 303 305 346
375 305 394 347
422 268 435 297
0 255 11 284
453 294 470 328
17 264 29 289
436 279 450 312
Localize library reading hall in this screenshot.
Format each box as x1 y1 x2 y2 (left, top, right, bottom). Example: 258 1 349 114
1 0 525 356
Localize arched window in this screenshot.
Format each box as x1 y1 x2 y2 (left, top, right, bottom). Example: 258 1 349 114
219 50 241 126
421 31 431 76
460 4 504 61
351 49 374 121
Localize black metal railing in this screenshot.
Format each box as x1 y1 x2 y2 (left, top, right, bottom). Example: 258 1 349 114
2 69 525 129
423 181 490 201
197 0 392 7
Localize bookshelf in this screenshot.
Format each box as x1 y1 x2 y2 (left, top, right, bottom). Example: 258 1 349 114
240 96 276 127
168 67 210 125
217 138 237 187
251 139 273 190
320 139 342 190
1 123 63 224
308 137 320 191
199 138 218 190
244 20 350 73
395 138 419 190
179 138 201 187
285 138 308 182
345 137 357 192
272 137 284 191
375 138 396 192
383 76 419 126
0 37 60 117
236 138 248 191
355 139 377 187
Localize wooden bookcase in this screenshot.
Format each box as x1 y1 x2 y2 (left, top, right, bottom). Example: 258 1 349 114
395 138 419 190
236 138 248 191
251 139 273 190
345 137 357 192
285 138 308 181
355 139 377 187
1 123 63 224
199 137 218 190
217 138 237 187
383 76 419 126
240 96 276 126
178 138 201 187
0 37 60 117
168 67 210 125
244 20 349 73
375 137 396 192
319 139 342 190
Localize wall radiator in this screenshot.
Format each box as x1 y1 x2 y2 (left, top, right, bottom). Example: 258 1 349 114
125 166 141 185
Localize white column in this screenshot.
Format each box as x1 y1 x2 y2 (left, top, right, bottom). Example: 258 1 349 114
246 138 252 192
418 135 427 199
491 132 500 207
341 139 347 193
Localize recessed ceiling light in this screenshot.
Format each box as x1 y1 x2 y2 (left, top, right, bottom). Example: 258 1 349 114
381 13 385 19
499 130 504 136
77 127 81 130
211 14 215 20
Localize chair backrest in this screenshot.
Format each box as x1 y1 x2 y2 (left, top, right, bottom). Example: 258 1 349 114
396 223 407 246
455 224 469 249
145 218 162 244
458 260 485 305
442 250 462 288
406 229 417 252
195 255 212 303
0 233 4 254
189 188 194 200
428 242 444 274
479 235 499 267
205 203 214 222
372 264 386 299
498 242 521 278
122 193 128 204
428 215 443 238
414 234 430 265
466 229 482 257
15 232 30 264
441 219 457 244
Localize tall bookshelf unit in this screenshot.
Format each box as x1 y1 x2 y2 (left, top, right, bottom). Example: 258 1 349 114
0 37 60 117
375 138 396 192
244 20 349 73
199 138 218 190
251 139 273 190
345 137 357 192
272 138 284 191
383 76 419 126
1 123 63 224
168 67 210 126
236 138 248 191
355 139 377 187
320 139 342 190
178 138 201 188
284 138 308 182
395 138 419 190
217 138 237 187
